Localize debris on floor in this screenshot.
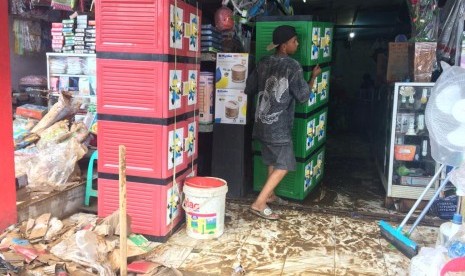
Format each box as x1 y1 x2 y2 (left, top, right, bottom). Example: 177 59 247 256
0 212 181 275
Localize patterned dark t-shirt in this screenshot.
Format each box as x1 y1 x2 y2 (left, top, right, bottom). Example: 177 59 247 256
245 55 310 144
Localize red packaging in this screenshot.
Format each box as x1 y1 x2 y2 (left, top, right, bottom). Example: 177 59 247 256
16 104 48 120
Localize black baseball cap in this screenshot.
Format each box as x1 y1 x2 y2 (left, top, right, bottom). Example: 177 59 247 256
266 25 297 51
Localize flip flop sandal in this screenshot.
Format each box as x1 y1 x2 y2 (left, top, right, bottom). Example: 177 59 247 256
249 207 280 220
268 196 289 206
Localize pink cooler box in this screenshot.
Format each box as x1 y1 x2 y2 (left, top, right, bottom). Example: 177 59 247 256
98 117 198 180
98 165 197 240
96 0 201 57
98 59 200 119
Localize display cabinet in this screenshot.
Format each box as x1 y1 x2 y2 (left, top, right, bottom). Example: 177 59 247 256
46 52 97 102
385 82 441 200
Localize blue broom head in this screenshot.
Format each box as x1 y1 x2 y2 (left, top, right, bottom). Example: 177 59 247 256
379 220 419 258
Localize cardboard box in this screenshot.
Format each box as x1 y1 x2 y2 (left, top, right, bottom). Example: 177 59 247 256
199 72 214 124
215 89 247 125
16 104 48 120
401 176 433 186
410 42 436 82
216 53 249 90
387 42 410 83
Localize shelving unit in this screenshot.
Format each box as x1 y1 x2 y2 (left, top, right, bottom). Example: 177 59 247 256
386 82 440 200
46 52 97 101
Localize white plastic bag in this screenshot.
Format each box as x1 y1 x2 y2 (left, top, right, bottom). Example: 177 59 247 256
409 246 448 276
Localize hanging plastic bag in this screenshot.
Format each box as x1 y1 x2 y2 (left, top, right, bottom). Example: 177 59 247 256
437 0 465 65
406 0 439 42
51 0 76 11
215 6 234 31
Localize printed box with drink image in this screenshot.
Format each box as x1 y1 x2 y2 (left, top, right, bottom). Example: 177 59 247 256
215 89 247 125
215 53 249 90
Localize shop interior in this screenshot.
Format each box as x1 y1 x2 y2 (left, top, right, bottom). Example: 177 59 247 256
1 0 465 273
5 0 453 219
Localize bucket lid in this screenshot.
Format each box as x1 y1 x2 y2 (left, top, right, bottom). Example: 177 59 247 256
185 176 226 188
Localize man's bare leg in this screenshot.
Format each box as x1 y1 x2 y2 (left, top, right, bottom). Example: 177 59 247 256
251 168 288 213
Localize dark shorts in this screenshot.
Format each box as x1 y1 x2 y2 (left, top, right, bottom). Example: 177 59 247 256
261 142 296 171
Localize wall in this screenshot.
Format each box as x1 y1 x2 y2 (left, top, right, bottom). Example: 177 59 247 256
9 18 47 91
332 39 378 98
0 2 18 230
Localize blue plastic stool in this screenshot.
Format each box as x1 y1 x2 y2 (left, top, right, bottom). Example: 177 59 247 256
85 150 98 206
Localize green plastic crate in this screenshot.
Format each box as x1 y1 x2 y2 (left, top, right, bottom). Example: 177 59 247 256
293 107 328 158
319 22 334 64
295 66 330 114
255 16 321 66
253 146 326 200
253 107 327 159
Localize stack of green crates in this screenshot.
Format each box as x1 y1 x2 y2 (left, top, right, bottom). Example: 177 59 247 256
253 16 333 200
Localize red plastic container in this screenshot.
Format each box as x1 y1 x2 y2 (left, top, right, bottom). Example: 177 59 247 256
183 63 200 114
96 0 201 57
98 165 197 239
97 58 189 119
98 119 192 179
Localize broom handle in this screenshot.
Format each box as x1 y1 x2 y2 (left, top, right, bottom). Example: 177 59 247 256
119 145 127 276
409 170 454 234
399 164 445 229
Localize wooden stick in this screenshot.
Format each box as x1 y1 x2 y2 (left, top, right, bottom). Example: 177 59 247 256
119 145 127 276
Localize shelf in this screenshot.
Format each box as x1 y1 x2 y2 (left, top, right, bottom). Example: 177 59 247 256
397 107 426 113
395 132 429 137
9 14 50 22
199 124 213 133
201 52 216 62
394 159 435 163
46 53 96 58
50 74 93 77
50 92 95 99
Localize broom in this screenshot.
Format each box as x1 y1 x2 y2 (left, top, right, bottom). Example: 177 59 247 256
379 164 454 258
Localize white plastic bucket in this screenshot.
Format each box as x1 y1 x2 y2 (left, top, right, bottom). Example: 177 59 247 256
183 176 228 239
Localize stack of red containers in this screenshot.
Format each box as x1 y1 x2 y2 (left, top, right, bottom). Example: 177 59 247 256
96 0 201 241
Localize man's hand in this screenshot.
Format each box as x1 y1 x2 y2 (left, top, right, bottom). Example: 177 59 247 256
312 64 322 79
309 64 321 87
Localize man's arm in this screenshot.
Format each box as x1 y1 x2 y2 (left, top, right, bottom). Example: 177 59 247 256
308 65 321 89
291 64 322 103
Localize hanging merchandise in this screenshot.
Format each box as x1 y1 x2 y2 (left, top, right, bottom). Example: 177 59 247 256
12 19 42 55
215 6 235 31
437 0 465 65
51 0 76 11
406 0 439 42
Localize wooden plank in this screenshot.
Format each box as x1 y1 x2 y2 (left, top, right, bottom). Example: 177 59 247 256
119 145 127 276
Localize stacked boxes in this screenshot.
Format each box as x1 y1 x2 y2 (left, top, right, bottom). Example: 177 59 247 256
201 24 222 53
51 23 64 52
199 72 214 124
85 21 96 53
214 53 249 125
62 19 75 53
96 0 201 241
253 16 333 200
50 16 96 53
73 15 86 54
